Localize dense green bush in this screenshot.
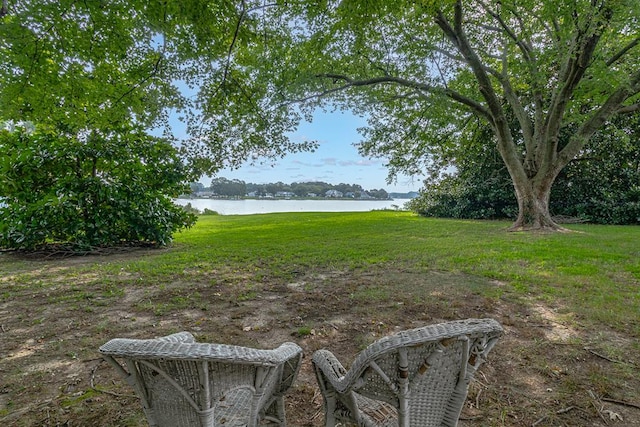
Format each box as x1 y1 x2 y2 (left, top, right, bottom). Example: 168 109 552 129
0 123 197 251
549 127 640 224
407 143 518 220
406 132 520 221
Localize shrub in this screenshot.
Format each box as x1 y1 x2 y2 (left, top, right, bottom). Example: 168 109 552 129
0 123 197 251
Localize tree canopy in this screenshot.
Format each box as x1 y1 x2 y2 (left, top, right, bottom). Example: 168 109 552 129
2 1 639 234
205 0 640 230
0 0 315 171
1 1 175 131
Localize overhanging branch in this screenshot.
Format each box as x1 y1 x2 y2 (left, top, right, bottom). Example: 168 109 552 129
477 0 533 63
617 103 640 114
220 1 278 93
545 5 612 151
222 0 248 86
606 37 639 67
432 46 501 79
113 52 165 107
310 73 492 121
558 68 640 169
435 1 505 128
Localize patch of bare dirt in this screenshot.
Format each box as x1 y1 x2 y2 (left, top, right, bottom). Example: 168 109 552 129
0 262 638 426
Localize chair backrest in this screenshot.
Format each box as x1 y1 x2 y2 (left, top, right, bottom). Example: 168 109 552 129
99 332 303 427
343 318 502 427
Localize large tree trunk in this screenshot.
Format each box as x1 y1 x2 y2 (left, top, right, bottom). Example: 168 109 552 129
510 175 565 231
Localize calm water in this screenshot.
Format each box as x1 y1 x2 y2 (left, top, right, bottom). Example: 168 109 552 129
174 198 411 215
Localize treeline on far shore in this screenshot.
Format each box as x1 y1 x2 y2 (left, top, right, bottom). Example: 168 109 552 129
188 178 418 200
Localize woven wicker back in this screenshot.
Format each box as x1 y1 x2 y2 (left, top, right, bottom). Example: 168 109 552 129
132 358 278 426
338 319 502 426
100 333 303 427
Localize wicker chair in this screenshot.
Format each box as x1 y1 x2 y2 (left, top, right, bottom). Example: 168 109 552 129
312 318 503 427
100 332 303 427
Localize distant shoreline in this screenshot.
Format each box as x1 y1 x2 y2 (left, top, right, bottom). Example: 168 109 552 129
182 196 399 201
179 196 411 202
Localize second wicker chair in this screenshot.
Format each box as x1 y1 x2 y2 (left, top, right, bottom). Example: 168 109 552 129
312 318 503 427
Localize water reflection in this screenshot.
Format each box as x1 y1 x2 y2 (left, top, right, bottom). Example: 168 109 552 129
174 198 410 215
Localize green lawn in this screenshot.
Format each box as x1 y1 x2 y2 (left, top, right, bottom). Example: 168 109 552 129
1 211 638 426
136 211 640 335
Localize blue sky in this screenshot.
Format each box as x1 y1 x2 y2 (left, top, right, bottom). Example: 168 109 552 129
201 110 423 193
166 79 422 193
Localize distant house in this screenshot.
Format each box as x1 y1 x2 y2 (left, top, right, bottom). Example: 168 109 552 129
325 190 343 198
195 191 215 198
345 192 356 198
276 191 295 198
307 192 318 198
